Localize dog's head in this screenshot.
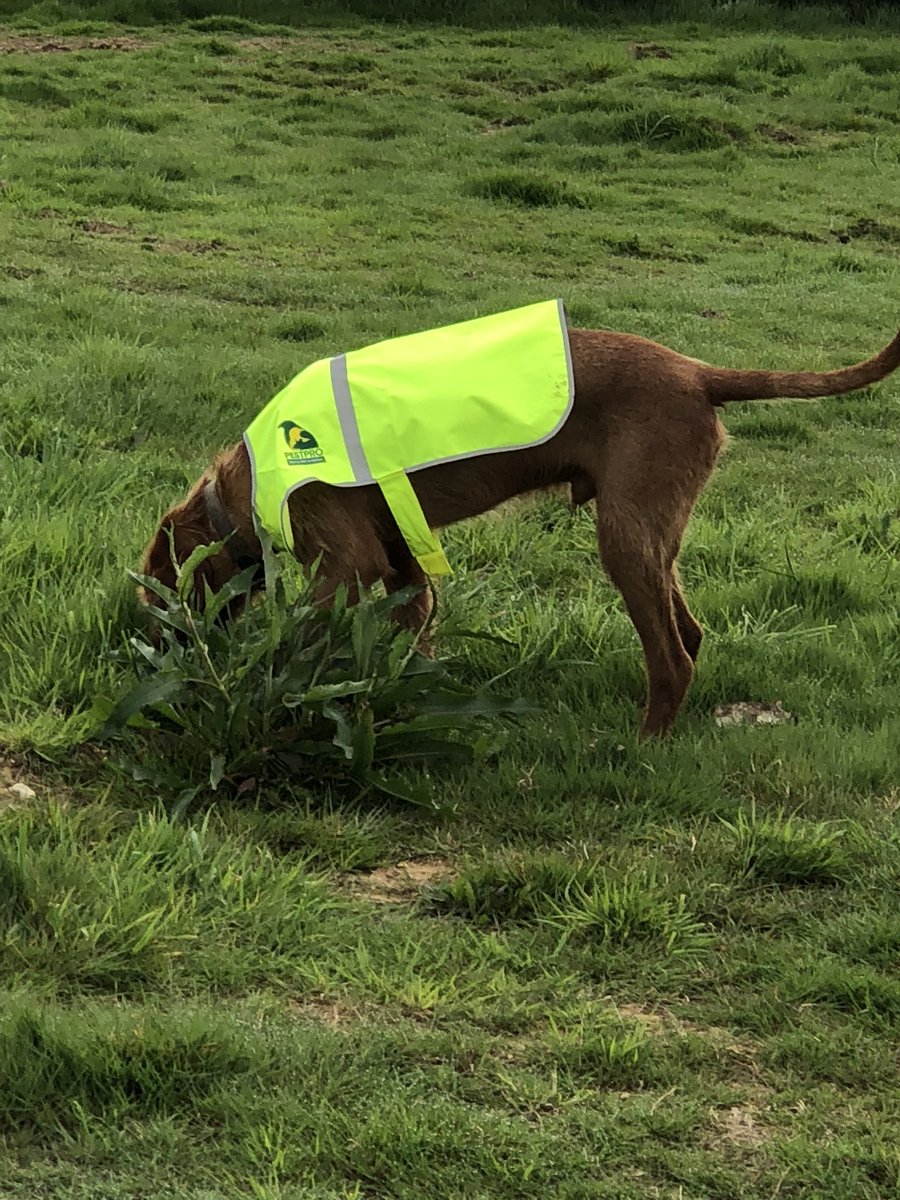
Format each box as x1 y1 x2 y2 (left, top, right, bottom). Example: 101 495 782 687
139 474 250 617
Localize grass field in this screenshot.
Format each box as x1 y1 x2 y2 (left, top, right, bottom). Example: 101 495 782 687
1 11 900 1199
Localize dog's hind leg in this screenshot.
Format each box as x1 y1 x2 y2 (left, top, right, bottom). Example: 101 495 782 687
596 511 694 738
589 412 719 736
671 567 703 663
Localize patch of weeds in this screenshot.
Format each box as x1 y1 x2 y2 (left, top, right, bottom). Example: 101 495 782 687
237 805 400 871
763 1022 898 1087
0 804 345 992
721 808 852 887
280 91 327 118
468 171 587 208
98 539 529 812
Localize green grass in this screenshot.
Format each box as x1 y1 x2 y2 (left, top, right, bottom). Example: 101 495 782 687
1 13 900 1200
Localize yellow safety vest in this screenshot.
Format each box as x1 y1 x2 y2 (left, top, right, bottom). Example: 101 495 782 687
243 299 573 576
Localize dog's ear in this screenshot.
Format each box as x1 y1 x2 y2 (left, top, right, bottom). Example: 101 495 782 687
139 492 224 611
140 516 180 606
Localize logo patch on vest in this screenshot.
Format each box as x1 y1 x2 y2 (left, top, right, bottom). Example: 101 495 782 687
279 420 325 466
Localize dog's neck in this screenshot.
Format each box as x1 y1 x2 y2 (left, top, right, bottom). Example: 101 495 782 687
202 475 261 571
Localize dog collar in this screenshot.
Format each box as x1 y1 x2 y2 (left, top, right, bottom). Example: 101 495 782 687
202 480 262 572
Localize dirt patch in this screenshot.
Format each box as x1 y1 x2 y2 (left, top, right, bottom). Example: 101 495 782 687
711 1104 771 1149
700 309 726 320
76 219 131 236
140 234 229 254
835 216 900 245
0 754 40 811
714 701 794 728
0 36 147 54
237 36 308 52
618 1005 760 1056
286 995 369 1027
617 1003 667 1033
118 279 191 297
74 221 229 255
345 858 452 904
632 42 673 60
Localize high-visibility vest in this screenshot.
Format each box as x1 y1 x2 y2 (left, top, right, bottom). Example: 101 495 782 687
243 298 573 576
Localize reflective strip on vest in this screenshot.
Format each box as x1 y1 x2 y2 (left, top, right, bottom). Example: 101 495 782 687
243 299 574 576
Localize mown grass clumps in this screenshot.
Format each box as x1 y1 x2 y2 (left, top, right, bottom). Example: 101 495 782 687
467 170 588 208
730 40 806 77
831 487 900 556
607 107 746 151
787 962 900 1022
721 808 852 887
0 805 344 992
427 851 598 923
273 316 326 342
429 853 711 959
0 76 72 108
0 998 256 1133
753 565 874 621
730 410 814 448
101 541 528 811
524 102 748 153
545 1019 650 1086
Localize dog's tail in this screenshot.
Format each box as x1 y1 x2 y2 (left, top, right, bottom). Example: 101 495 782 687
703 328 900 406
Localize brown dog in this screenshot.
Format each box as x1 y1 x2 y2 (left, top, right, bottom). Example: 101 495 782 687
141 324 900 738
